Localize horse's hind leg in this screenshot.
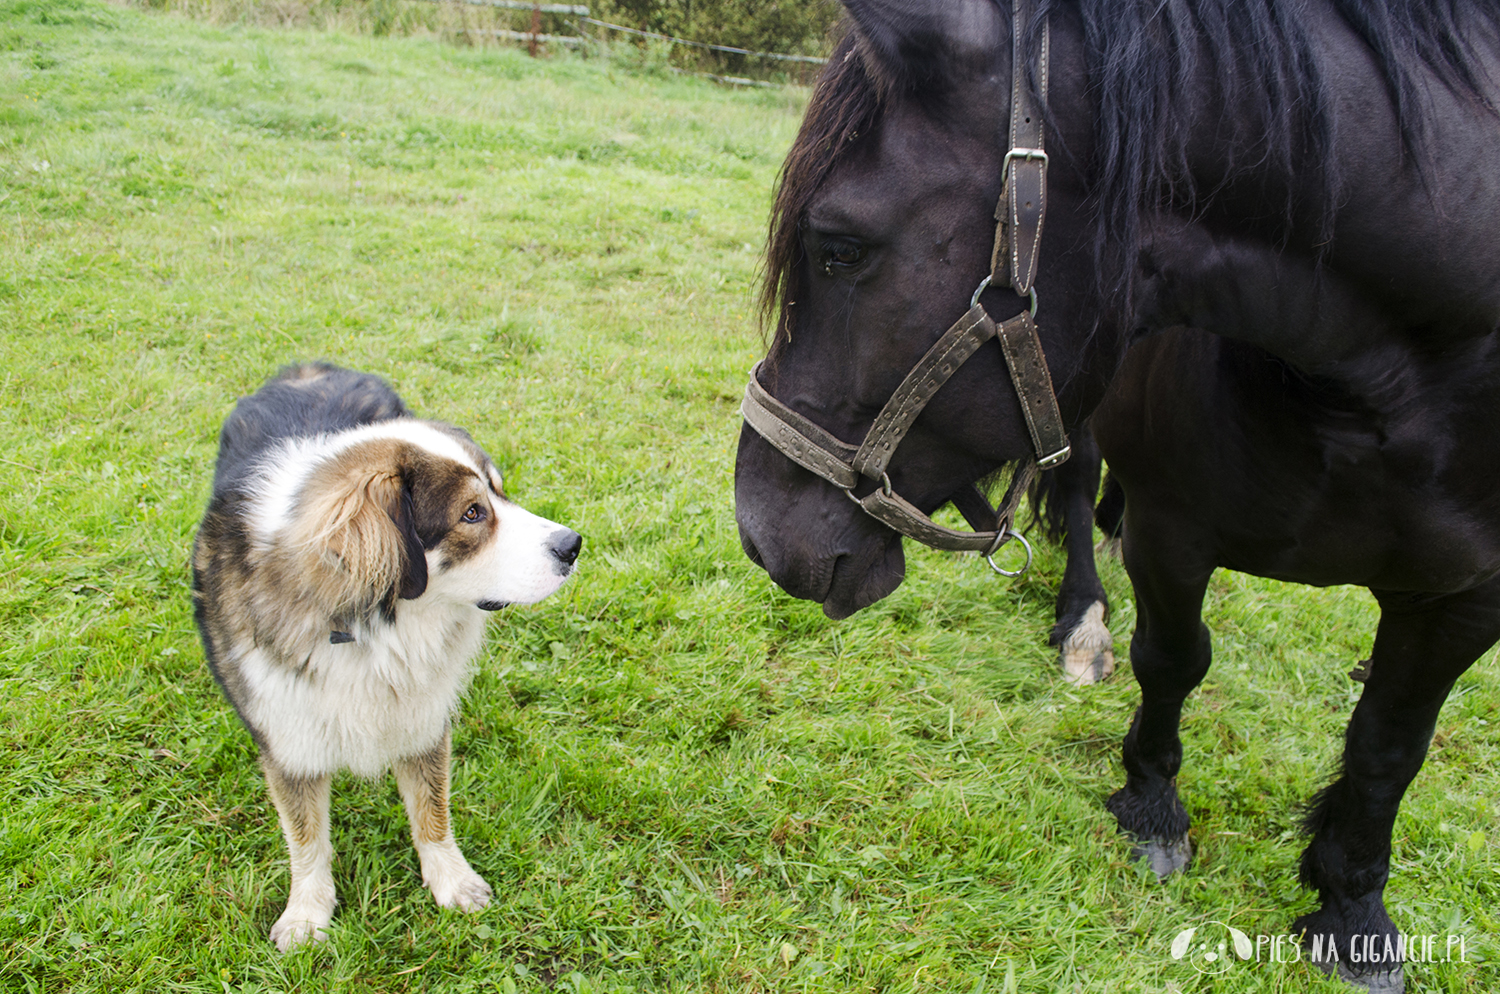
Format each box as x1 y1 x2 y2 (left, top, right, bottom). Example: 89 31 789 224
1294 582 1500 992
1046 427 1115 685
1105 506 1215 878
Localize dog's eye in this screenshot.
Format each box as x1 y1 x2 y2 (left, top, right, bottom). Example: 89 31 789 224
462 503 485 523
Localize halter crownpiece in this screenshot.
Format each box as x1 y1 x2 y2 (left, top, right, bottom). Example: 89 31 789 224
995 0 1050 298
740 0 1069 578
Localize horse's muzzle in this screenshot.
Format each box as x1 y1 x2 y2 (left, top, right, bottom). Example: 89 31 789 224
734 425 907 618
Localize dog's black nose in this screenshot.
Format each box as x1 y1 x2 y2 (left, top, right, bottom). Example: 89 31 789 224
550 529 582 567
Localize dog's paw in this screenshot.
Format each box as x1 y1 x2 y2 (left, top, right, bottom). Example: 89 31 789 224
416 840 492 911
418 841 492 911
428 866 493 912
270 908 332 952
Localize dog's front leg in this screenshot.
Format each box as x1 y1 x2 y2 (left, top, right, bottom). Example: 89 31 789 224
262 759 336 951
394 727 492 912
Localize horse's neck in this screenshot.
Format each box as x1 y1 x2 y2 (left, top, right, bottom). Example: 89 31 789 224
1132 15 1500 374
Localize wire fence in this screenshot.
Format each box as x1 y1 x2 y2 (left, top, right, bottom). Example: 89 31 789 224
455 0 589 13
422 0 828 85
580 17 827 65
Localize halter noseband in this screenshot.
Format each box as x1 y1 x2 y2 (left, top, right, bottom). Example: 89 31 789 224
740 0 1069 578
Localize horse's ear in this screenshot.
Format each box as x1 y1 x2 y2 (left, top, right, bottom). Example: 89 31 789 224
843 0 1002 94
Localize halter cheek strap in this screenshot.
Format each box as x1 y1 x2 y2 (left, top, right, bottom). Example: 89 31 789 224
739 0 1068 577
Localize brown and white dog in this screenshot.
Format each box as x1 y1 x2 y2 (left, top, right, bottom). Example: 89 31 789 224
192 363 580 951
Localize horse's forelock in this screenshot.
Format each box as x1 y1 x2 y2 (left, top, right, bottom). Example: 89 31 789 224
760 7 999 361
760 29 882 354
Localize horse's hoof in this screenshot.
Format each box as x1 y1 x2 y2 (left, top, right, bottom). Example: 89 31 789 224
1311 955 1405 993
1129 834 1192 880
1061 645 1115 685
1059 601 1114 685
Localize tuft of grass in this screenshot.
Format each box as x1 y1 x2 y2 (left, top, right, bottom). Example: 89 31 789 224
2 2 1497 992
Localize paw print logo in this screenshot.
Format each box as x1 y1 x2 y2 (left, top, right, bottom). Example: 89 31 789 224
1170 921 1254 974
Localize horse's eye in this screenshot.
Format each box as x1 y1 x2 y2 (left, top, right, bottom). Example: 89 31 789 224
462 503 485 523
822 239 865 274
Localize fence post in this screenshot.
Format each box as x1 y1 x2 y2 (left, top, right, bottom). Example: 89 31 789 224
528 2 541 56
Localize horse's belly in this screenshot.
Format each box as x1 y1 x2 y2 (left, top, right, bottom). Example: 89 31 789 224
1213 487 1500 592
1216 412 1500 591
1100 329 1500 593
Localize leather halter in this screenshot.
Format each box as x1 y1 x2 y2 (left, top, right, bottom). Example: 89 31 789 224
740 0 1069 576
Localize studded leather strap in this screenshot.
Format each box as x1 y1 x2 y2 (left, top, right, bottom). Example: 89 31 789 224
742 368 859 490
852 304 995 479
996 311 1070 468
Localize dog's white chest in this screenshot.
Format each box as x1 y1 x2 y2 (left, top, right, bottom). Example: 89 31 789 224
240 611 486 778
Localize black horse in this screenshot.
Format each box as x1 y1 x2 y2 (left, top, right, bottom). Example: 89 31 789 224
733 1 1500 989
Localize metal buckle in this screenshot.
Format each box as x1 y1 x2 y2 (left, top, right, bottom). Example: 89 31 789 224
1003 147 1049 170
984 528 1034 577
1036 444 1071 470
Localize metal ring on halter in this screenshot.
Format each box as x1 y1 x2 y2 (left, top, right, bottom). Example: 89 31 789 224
984 528 1034 577
970 274 993 309
970 276 1039 319
843 472 894 505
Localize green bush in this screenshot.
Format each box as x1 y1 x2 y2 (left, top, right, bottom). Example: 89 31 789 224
592 0 839 58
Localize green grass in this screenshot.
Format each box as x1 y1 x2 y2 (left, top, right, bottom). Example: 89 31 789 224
1 2 1497 992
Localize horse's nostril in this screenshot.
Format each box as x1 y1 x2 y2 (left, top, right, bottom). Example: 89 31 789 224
550 529 582 567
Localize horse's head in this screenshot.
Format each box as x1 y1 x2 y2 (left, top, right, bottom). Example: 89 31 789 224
735 0 1113 618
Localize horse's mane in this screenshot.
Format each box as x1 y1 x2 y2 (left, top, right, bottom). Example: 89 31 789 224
761 0 1499 336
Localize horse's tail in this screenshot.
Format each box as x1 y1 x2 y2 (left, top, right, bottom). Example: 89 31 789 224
1095 472 1125 539
1029 466 1125 543
1027 467 1069 544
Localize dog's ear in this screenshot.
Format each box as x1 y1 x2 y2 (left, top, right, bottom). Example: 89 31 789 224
290 447 427 612
391 484 427 600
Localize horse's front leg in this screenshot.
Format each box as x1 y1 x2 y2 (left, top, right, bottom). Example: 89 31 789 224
1105 503 1215 878
1295 582 1500 992
1043 427 1116 685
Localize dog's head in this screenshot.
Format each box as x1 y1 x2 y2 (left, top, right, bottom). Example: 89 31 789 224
260 420 580 623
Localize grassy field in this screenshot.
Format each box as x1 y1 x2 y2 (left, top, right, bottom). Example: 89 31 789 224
2 2 1497 991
